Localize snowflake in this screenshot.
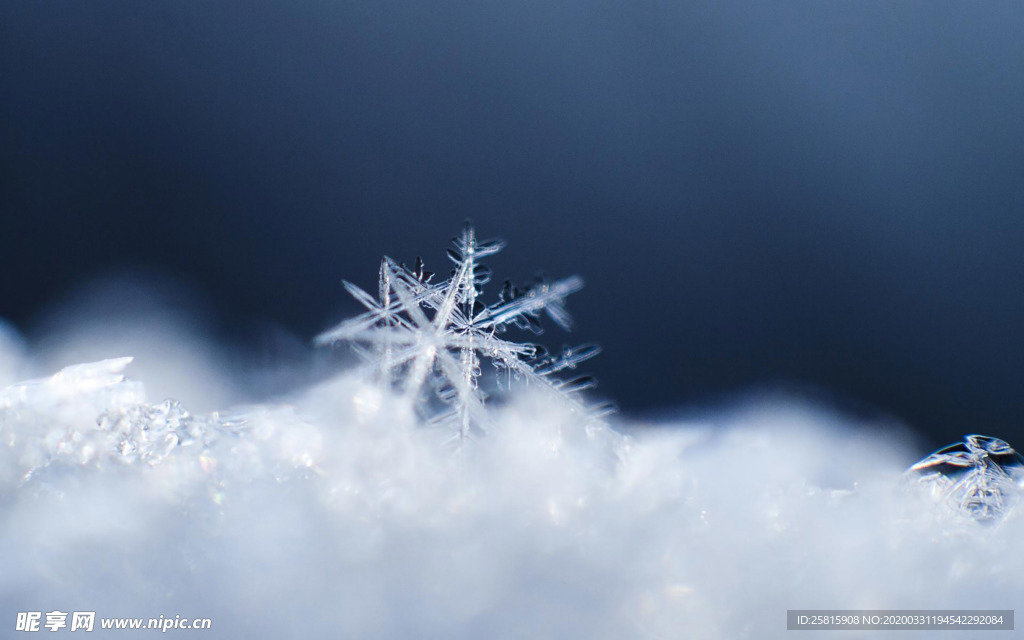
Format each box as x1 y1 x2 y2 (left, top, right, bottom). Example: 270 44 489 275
908 434 1024 523
315 223 607 441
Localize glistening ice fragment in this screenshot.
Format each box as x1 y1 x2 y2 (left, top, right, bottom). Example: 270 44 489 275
909 434 1024 522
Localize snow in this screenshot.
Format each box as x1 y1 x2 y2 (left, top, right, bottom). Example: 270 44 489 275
2 233 1020 638
2 326 1022 639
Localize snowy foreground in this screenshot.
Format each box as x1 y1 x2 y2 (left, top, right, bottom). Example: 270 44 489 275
1 353 1022 639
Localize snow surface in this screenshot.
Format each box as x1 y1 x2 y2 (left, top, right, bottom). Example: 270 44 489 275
1 318 1022 639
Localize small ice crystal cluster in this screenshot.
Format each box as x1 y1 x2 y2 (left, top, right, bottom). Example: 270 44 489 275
908 434 1024 523
0 356 325 494
315 223 608 443
99 397 207 466
0 357 219 482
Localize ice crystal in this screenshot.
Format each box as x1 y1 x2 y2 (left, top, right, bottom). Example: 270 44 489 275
908 434 1024 523
315 223 605 441
1 358 139 479
98 398 209 466
0 357 229 481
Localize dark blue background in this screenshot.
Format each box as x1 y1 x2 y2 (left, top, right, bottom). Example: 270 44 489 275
3 1 1024 448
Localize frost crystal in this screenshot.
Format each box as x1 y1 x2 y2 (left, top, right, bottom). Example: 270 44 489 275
908 434 1024 523
315 223 605 441
98 399 208 466
0 358 231 482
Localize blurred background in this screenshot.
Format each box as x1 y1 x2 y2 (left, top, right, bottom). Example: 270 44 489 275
2 1 1023 449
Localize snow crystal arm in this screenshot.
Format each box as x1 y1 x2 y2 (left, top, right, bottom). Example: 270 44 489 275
319 326 421 349
495 350 597 420
314 278 419 346
382 259 433 330
433 346 490 437
474 275 584 331
534 343 602 376
344 280 383 311
430 258 472 332
315 314 382 346
313 282 386 346
380 260 443 401
448 225 506 263
387 260 445 302
444 333 534 358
